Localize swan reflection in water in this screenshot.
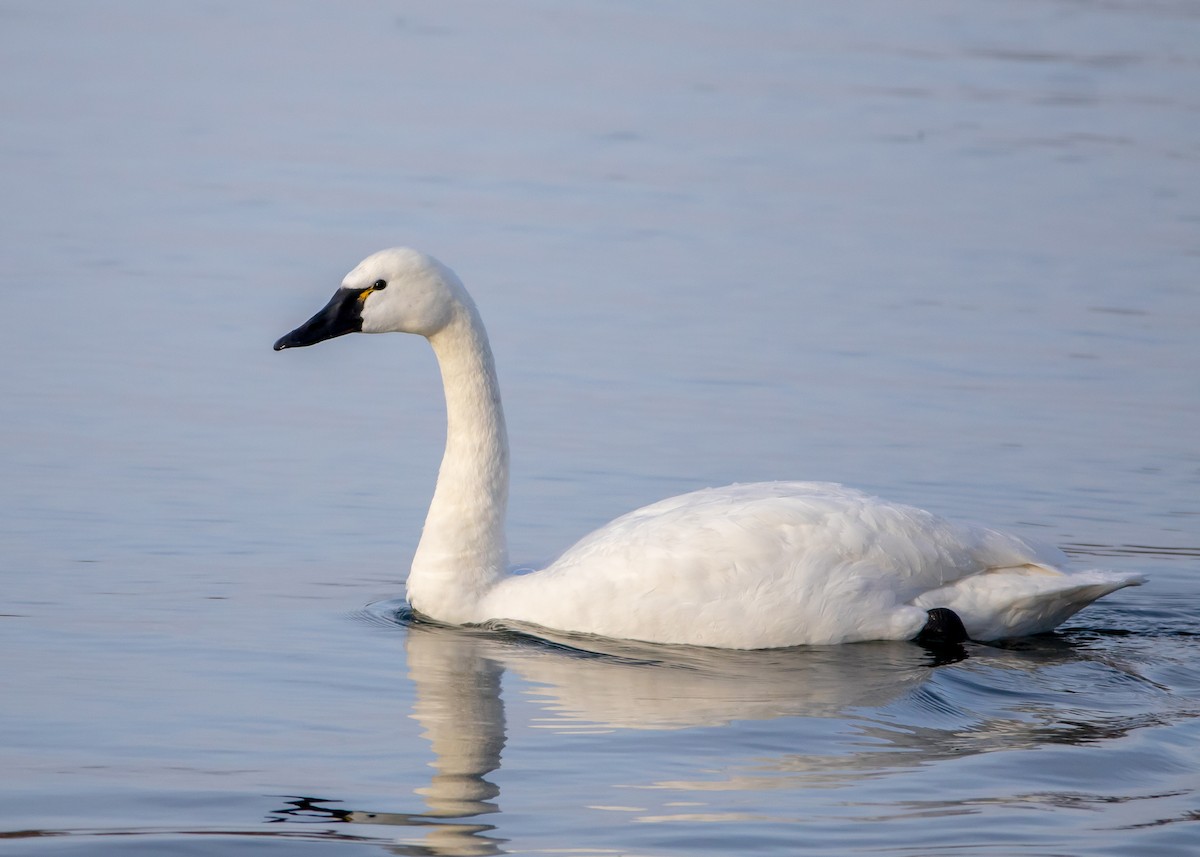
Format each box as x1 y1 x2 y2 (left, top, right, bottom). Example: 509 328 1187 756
268 606 1158 853
268 609 941 853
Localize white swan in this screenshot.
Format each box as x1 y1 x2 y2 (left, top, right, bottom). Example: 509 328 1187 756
275 248 1144 649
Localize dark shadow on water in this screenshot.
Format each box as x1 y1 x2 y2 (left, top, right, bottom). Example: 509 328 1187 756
268 796 506 855
915 640 970 667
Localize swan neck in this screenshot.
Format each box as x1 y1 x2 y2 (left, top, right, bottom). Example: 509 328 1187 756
408 302 509 623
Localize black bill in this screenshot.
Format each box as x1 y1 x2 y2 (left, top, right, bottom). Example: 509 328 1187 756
273 288 365 351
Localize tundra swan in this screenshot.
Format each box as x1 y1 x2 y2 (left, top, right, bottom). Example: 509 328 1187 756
274 248 1143 648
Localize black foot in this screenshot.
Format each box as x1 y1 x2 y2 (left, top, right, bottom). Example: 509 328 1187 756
915 607 969 646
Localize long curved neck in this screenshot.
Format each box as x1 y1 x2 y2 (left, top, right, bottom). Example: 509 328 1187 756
407 300 510 624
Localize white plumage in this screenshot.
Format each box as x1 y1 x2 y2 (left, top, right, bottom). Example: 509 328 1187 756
275 247 1144 649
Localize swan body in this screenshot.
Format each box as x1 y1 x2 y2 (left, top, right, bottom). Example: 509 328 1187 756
275 247 1144 649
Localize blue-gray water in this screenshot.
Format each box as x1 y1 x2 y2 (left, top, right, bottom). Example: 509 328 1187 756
2 2 1198 855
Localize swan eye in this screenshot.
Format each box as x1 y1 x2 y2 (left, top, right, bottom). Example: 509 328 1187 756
359 279 388 301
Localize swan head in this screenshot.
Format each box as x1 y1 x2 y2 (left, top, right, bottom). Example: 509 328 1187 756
273 247 466 350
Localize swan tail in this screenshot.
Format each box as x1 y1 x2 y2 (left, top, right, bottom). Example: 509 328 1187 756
914 566 1145 641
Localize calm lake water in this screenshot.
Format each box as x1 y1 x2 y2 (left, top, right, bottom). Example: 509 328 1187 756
2 1 1199 855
